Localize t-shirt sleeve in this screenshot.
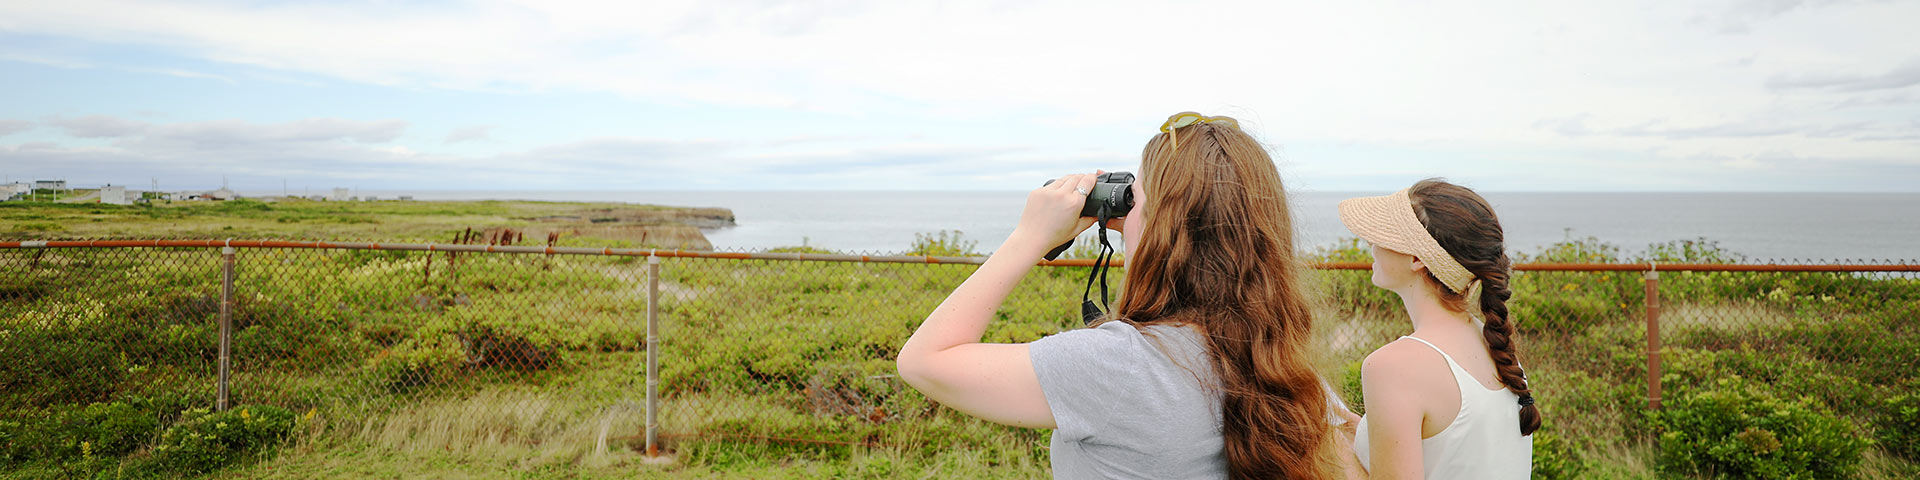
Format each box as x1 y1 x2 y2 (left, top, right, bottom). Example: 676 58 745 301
1029 322 1149 440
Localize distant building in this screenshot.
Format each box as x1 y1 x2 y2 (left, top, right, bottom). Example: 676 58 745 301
100 185 130 205
397 195 414 201
330 187 350 201
34 180 66 190
4 182 27 194
209 188 235 201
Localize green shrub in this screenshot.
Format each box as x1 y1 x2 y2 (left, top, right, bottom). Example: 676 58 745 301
1511 237 1640 334
1641 237 1746 264
0 394 197 470
1652 377 1869 479
1530 428 1588 480
0 305 125 409
1303 238 1398 314
367 335 465 394
10 222 63 232
134 405 297 476
1336 360 1365 415
766 245 837 254
906 230 978 257
1881 393 1920 461
235 315 372 371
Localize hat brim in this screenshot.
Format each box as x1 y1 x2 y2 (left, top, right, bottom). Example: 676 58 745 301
1337 190 1415 255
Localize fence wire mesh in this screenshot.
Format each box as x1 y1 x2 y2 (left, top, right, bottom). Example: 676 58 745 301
1 243 1916 476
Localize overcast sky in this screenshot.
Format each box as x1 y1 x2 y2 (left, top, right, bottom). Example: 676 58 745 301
3 0 1917 192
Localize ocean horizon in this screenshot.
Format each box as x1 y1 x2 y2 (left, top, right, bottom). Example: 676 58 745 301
248 189 1920 261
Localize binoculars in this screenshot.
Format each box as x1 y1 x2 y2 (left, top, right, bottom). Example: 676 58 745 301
1042 171 1134 260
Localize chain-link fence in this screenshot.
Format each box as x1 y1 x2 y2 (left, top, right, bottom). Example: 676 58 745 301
2 240 1916 477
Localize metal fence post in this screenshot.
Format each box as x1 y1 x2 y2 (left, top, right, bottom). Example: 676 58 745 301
646 254 661 456
219 246 236 412
1644 267 1661 410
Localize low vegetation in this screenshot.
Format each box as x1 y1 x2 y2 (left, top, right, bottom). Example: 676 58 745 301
0 202 1914 479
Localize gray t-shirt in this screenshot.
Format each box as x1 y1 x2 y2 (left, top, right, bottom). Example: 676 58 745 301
1030 321 1227 479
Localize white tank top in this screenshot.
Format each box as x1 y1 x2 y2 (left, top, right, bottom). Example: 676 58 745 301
1352 336 1533 479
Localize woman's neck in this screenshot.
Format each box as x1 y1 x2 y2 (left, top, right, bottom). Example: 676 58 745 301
1398 289 1475 335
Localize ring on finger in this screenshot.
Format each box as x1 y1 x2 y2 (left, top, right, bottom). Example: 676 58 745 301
1073 187 1090 195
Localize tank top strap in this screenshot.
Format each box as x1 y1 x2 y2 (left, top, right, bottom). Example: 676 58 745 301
1398 335 1475 388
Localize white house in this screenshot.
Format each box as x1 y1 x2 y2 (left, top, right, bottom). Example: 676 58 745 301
330 187 350 201
34 180 66 190
100 185 131 205
4 182 27 194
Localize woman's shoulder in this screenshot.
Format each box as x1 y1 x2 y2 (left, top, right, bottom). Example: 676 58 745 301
1034 321 1148 354
1361 337 1448 383
1032 321 1214 368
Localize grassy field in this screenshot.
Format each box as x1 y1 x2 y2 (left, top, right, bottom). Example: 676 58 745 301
1 196 728 249
2 201 1916 479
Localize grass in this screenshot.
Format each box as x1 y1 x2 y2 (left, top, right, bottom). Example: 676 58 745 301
2 202 1916 478
0 198 725 248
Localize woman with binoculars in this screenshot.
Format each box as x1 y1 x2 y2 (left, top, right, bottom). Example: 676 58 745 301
898 112 1343 479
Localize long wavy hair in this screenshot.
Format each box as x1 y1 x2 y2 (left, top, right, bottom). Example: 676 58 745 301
1407 179 1543 435
1103 118 1339 479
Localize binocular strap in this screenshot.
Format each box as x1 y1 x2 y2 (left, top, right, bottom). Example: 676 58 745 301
1080 212 1117 325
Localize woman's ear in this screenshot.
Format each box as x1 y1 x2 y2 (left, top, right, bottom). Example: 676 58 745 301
1409 258 1429 275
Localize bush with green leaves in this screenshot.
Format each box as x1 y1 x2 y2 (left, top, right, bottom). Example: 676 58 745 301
135 405 297 476
1882 392 1920 461
0 300 125 410
0 394 199 474
1303 238 1398 314
367 334 467 393
1530 428 1588 480
1510 236 1641 334
1652 377 1869 479
905 230 979 257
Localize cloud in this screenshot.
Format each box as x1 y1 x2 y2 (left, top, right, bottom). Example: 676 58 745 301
444 125 493 143
0 115 1071 190
1767 58 1920 92
49 115 150 138
757 145 1030 176
2 1 1917 191
1539 115 1888 140
1699 0 1854 34
0 52 92 69
125 118 408 148
0 120 31 137
1614 121 1802 140
1533 114 1594 136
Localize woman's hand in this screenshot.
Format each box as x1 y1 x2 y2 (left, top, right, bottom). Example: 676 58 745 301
1336 407 1362 438
1011 171 1103 251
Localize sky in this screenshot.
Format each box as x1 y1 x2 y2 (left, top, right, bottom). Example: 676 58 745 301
1 0 1917 193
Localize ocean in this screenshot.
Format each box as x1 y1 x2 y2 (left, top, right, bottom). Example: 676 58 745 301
347 190 1920 261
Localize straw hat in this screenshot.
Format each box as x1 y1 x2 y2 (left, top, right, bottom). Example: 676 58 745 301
1337 189 1475 293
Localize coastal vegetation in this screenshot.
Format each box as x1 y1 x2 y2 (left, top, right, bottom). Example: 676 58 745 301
0 197 730 249
0 201 1914 478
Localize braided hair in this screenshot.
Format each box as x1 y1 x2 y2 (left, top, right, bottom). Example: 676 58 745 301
1408 179 1541 435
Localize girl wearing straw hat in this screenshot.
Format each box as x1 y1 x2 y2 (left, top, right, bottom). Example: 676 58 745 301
1334 180 1537 479
898 112 1343 479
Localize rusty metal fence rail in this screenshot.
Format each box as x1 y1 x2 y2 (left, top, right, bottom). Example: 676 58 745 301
1 239 1916 471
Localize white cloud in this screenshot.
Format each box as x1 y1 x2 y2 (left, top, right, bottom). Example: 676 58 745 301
0 0 1916 190
2 115 1101 190
444 125 493 144
1768 58 1920 92
0 120 31 137
48 115 150 138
